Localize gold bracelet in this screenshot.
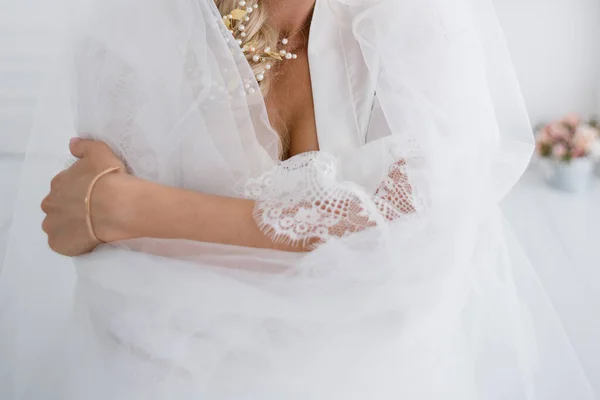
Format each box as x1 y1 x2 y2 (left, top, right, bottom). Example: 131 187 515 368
85 166 121 243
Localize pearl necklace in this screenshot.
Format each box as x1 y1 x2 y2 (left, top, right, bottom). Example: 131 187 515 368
221 0 297 83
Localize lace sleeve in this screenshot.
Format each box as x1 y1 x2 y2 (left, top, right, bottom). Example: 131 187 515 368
242 152 422 247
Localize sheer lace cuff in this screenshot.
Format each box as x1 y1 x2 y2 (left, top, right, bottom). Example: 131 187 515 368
243 152 422 247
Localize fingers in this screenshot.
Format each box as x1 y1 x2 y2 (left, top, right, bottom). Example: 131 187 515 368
50 170 67 191
69 137 95 158
41 215 50 233
41 195 50 214
69 138 120 170
42 216 60 253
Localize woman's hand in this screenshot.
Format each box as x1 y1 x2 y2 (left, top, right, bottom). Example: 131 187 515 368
41 138 127 256
42 138 311 256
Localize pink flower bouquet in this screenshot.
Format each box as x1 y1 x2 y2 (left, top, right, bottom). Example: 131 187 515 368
536 114 600 162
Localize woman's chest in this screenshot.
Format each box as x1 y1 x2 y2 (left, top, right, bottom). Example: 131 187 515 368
264 53 319 160
263 25 379 161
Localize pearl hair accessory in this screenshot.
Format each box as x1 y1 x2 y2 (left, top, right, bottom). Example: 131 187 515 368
222 0 297 84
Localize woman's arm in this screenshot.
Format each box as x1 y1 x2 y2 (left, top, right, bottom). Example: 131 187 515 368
94 173 304 252
41 138 307 256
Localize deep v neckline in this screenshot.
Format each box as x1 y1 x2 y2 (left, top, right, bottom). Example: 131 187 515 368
258 0 375 159
306 0 321 153
263 3 320 161
307 0 372 157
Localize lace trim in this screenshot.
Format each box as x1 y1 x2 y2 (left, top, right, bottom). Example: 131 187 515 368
243 152 421 247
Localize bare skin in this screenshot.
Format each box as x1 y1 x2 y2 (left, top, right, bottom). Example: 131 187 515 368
41 0 318 256
263 0 318 159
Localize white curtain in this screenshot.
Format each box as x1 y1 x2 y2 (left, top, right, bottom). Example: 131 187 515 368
0 0 66 263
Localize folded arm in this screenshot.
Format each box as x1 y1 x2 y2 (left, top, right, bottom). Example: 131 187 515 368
41 138 308 256
97 173 307 252
42 139 414 257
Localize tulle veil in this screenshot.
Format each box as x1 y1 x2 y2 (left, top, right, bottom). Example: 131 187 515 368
0 0 596 398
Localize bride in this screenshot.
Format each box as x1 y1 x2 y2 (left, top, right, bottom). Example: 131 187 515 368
0 0 596 398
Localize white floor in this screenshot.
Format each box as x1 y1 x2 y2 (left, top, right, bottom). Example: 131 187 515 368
503 166 600 395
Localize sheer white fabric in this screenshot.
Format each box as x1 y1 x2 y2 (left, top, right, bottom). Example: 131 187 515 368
0 0 595 398
244 153 423 246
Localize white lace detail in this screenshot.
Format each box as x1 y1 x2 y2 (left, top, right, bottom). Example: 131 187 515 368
243 152 421 247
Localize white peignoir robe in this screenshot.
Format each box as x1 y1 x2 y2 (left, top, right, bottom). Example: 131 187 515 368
0 0 595 399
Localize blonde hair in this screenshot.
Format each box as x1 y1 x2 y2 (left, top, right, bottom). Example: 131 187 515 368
214 0 281 93
215 0 292 156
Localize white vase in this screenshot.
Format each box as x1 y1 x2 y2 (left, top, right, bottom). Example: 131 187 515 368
541 157 594 193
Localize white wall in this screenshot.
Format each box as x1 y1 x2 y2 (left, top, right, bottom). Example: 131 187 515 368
494 0 600 125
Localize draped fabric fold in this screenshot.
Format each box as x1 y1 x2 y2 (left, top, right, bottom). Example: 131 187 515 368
0 0 595 398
